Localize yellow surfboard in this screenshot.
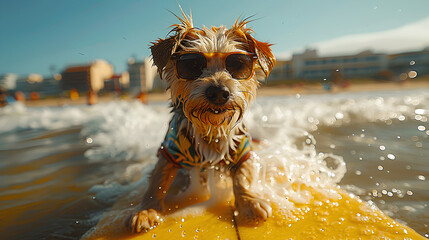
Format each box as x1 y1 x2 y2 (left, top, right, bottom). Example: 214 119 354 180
83 183 425 240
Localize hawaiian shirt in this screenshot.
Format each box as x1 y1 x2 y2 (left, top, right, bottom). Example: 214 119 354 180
158 114 251 169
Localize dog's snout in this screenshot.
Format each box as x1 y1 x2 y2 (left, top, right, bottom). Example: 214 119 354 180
205 85 230 105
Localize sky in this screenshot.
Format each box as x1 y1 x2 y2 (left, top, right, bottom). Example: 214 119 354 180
1 0 429 76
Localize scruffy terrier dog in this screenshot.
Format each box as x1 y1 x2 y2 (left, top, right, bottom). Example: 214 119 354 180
128 12 276 233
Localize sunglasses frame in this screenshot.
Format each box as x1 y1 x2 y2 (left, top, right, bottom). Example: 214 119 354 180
170 52 258 81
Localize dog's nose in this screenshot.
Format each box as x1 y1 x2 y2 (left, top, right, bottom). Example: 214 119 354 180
205 85 230 105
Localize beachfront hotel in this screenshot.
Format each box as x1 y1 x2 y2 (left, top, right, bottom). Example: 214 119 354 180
269 47 429 82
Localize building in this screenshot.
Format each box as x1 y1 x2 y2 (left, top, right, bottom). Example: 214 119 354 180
61 59 114 93
1 73 62 99
0 73 18 91
127 57 164 94
38 76 62 97
291 49 389 80
267 60 292 82
103 72 130 93
389 47 429 78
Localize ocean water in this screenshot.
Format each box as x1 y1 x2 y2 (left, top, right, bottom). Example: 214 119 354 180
0 89 428 239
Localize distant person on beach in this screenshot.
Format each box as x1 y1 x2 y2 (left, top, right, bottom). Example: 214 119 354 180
14 91 26 102
0 87 7 107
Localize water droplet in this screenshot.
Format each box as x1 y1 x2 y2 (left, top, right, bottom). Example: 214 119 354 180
296 93 301 99
406 190 413 196
418 175 426 181
75 220 79 224
234 210 239 216
418 125 426 131
408 70 417 78
214 138 219 143
415 109 426 115
387 154 395 160
335 112 344 119
378 165 384 171
152 234 157 238
410 60 416 65
86 137 93 144
355 170 362 176
398 115 405 121
181 230 186 237
379 145 386 151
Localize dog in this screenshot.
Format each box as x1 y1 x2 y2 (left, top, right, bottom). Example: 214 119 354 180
128 11 276 233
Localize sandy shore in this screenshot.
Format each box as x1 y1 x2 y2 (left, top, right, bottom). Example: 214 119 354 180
22 80 429 107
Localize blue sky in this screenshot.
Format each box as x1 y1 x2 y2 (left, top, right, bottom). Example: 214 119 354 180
1 0 429 76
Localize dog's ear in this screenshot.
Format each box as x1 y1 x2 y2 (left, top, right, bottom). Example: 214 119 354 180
230 18 276 78
151 8 195 79
247 35 276 78
150 37 177 79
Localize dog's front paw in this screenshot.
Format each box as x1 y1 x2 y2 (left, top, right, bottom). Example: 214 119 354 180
127 209 162 233
235 194 272 225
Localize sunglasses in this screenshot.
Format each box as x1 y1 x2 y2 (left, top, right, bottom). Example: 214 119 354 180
171 52 258 80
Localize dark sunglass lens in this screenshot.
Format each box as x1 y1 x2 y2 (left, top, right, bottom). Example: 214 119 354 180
176 53 207 80
225 54 253 79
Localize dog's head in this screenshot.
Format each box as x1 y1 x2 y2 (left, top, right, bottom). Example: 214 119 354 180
150 11 275 142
